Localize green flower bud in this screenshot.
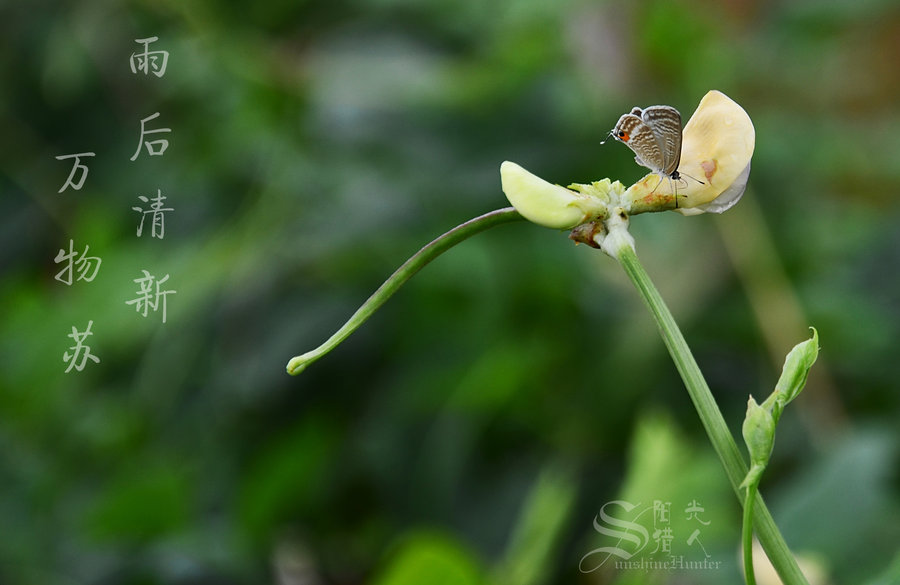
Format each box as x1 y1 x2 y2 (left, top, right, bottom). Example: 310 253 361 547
772 327 819 408
742 395 775 472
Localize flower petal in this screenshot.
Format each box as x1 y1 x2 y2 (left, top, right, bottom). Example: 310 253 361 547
500 161 592 229
677 161 751 216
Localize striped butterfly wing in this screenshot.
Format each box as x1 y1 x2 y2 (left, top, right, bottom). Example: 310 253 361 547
613 110 665 175
640 106 683 177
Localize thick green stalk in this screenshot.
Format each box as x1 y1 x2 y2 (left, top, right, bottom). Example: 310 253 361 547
615 243 809 585
286 207 523 375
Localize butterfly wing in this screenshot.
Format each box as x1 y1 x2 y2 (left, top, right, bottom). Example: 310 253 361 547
613 112 664 174
641 106 682 177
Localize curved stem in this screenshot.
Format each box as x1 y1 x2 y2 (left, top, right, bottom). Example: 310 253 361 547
286 207 524 375
615 243 809 585
743 483 758 585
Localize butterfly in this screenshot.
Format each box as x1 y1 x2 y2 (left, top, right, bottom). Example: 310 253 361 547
603 105 701 206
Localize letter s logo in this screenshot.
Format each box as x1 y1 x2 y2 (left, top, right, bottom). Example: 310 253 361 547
579 500 650 573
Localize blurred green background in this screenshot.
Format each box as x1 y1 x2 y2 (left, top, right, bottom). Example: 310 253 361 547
2 0 899 584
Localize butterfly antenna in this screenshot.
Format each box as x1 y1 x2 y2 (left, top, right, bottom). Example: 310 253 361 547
681 171 705 185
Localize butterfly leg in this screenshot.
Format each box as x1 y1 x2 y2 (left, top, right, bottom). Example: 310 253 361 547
649 174 664 195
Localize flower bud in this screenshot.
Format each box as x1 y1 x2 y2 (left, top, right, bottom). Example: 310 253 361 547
742 395 775 470
764 328 819 417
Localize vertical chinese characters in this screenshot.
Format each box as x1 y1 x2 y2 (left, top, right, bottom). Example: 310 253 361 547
56 36 179 372
55 145 101 373
684 499 711 558
127 37 177 323
651 500 673 554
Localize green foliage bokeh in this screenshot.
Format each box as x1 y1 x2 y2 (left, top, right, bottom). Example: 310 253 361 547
2 1 899 584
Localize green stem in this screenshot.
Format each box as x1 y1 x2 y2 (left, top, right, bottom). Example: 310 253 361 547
615 243 808 585
286 207 523 375
743 483 758 585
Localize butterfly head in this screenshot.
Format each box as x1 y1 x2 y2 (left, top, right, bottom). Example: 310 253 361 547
600 116 638 146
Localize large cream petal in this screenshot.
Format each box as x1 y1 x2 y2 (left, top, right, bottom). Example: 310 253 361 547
500 161 603 229
626 90 755 215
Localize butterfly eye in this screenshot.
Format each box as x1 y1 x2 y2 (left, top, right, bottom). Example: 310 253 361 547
618 131 629 141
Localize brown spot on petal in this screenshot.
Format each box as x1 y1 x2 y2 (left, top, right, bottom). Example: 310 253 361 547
701 159 718 183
